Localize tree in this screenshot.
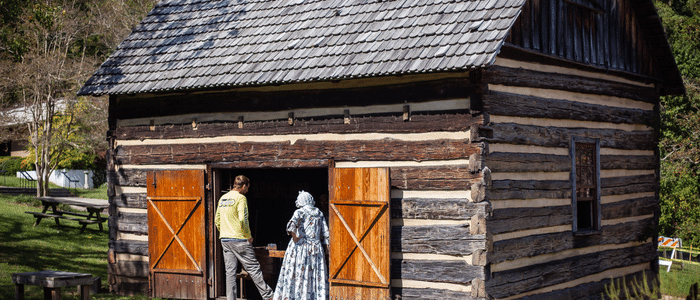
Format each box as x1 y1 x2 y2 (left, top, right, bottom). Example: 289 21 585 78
0 0 157 195
655 0 700 246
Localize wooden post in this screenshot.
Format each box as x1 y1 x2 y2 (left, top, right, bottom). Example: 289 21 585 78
80 284 90 300
15 283 24 300
470 214 486 235
471 180 485 203
44 287 60 300
471 278 486 298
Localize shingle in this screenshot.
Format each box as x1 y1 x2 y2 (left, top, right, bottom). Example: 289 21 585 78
79 0 525 95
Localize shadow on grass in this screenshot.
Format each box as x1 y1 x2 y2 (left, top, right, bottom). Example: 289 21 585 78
0 205 109 300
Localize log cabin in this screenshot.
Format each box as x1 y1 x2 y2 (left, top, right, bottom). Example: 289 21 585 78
78 0 685 299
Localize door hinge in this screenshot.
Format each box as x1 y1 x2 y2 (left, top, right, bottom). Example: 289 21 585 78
207 278 213 286
206 183 210 190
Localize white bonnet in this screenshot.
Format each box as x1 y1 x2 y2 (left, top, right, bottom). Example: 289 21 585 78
295 190 315 208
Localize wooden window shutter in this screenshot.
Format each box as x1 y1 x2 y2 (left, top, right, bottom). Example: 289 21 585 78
329 167 391 299
147 169 207 299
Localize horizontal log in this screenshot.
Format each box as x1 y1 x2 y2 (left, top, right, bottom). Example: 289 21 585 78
111 77 475 120
601 174 657 196
602 174 656 189
115 113 478 140
391 225 485 255
211 159 328 168
602 196 657 220
487 244 656 298
488 206 572 235
391 198 488 220
487 175 655 201
601 155 657 170
391 287 475 300
486 123 655 151
391 259 485 284
488 180 571 200
487 153 657 173
108 260 149 278
483 91 655 125
115 139 481 165
483 65 658 103
390 166 482 190
110 212 148 235
109 170 148 188
113 193 148 209
489 218 654 264
486 152 570 172
111 240 148 256
515 269 655 300
112 165 480 190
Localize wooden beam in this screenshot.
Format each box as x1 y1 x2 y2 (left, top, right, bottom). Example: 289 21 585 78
391 198 488 220
391 225 485 255
114 140 481 165
489 217 654 264
484 91 655 125
486 123 655 150
391 259 485 284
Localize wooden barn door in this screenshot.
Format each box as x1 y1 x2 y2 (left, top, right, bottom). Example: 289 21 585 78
147 170 207 299
329 167 390 299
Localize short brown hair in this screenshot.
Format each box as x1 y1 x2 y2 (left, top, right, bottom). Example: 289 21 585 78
232 175 249 189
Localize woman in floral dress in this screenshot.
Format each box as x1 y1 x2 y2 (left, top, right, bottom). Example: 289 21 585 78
273 191 330 300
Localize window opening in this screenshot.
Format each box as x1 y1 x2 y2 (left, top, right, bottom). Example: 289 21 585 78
572 139 600 232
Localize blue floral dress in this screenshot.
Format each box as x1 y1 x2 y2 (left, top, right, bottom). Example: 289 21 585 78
273 205 330 300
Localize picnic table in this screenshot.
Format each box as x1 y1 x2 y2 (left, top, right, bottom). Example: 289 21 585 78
12 270 94 300
25 196 108 234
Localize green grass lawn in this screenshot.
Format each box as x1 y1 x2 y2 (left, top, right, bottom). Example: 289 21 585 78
71 183 108 200
0 194 155 300
660 260 700 298
0 194 108 299
0 175 108 200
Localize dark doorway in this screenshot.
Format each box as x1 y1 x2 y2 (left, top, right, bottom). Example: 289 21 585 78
0 142 10 156
212 168 329 299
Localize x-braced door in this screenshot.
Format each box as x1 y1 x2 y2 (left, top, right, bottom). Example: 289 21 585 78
147 170 207 299
329 167 390 299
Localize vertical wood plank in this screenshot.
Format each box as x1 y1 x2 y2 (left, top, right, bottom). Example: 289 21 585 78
532 0 540 51
610 0 619 69
549 0 557 55
330 168 390 299
147 170 206 299
522 0 531 49
597 0 606 66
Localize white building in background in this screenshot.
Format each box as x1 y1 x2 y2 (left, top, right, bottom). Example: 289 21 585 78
18 169 96 189
1 100 69 157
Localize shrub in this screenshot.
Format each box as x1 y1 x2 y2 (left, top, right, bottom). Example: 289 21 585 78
0 156 27 174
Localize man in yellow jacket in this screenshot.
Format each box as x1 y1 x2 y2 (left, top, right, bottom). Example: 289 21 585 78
215 175 273 300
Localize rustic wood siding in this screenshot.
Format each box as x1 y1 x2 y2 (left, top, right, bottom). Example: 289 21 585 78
107 76 489 298
480 60 659 299
506 0 654 77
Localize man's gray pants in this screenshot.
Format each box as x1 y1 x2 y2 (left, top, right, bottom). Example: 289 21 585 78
221 239 274 300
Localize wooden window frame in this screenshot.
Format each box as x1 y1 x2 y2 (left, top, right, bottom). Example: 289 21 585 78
571 136 601 234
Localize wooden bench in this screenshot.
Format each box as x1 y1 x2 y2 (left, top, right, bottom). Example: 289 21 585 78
12 270 94 300
25 197 107 234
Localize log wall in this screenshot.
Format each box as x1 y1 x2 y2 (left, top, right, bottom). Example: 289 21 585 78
479 58 659 299
106 75 490 299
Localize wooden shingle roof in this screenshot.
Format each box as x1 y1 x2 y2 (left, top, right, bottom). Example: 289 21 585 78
78 0 526 96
